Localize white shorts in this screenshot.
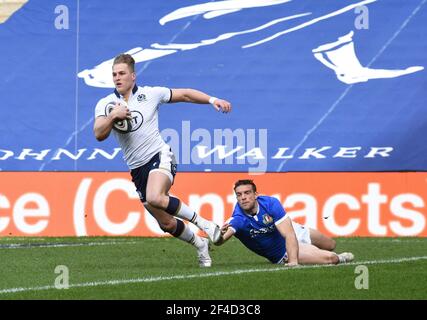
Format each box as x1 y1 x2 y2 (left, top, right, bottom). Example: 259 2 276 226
149 144 177 183
276 221 312 264
291 221 312 245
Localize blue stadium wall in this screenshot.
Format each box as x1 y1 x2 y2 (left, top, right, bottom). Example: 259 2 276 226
0 1 426 237
0 0 426 173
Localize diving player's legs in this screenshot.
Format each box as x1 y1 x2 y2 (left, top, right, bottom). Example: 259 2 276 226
282 222 353 265
298 243 354 265
291 220 336 251
308 228 336 251
144 203 212 267
298 243 339 265
146 171 221 244
292 223 352 264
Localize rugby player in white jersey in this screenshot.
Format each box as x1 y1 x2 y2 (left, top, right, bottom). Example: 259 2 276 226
94 53 231 267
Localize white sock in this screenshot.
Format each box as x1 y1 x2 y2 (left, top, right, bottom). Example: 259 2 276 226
176 223 204 249
175 201 210 230
174 201 197 221
191 214 211 231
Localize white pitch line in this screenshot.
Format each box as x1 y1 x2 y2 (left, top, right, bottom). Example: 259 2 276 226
337 238 427 243
0 241 140 250
0 256 426 295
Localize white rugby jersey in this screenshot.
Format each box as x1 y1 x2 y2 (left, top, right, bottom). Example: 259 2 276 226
95 85 172 169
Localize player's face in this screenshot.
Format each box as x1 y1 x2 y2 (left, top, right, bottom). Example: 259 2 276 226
235 185 257 213
112 63 136 96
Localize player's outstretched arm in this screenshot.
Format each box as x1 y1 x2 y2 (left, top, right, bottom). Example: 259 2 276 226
276 217 299 266
170 88 231 113
215 223 235 246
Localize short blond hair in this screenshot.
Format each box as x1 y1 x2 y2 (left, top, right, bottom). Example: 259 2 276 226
113 53 135 72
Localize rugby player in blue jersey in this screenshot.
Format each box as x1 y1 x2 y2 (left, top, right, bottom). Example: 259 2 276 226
216 180 354 265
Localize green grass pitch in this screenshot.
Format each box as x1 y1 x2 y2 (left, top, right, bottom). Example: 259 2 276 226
0 237 426 299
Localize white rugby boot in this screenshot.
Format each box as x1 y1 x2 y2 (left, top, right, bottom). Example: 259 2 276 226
193 217 221 244
197 238 212 268
337 252 354 263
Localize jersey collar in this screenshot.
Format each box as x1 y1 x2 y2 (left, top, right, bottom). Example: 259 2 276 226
113 84 138 98
243 200 260 217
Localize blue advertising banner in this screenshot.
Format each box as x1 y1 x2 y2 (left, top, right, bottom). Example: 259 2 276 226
0 0 425 172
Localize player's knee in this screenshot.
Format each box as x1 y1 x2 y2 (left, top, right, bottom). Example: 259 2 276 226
327 239 337 251
146 193 167 209
328 253 339 264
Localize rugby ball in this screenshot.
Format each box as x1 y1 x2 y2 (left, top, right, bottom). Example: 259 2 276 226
105 102 132 133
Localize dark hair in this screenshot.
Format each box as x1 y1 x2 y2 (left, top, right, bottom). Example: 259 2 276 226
234 179 257 192
113 53 135 72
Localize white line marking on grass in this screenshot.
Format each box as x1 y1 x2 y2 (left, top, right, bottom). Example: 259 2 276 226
338 238 427 243
0 241 139 250
1 256 426 295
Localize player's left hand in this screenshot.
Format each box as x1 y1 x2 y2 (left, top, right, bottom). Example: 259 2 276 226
212 98 232 113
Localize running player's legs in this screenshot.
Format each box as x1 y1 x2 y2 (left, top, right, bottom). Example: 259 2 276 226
144 203 212 267
308 228 336 251
298 243 339 265
145 170 172 209
144 202 175 232
145 146 221 243
145 144 179 212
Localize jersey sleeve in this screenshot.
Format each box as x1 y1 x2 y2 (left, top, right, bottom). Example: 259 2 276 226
228 216 244 234
151 86 172 104
95 98 108 118
269 197 287 225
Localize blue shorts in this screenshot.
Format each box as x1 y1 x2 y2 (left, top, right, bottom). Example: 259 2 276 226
130 146 177 203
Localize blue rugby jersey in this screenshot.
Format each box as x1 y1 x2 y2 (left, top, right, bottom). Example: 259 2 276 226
229 196 288 263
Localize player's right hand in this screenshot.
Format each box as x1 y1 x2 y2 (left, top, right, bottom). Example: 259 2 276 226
220 223 230 235
110 102 131 121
